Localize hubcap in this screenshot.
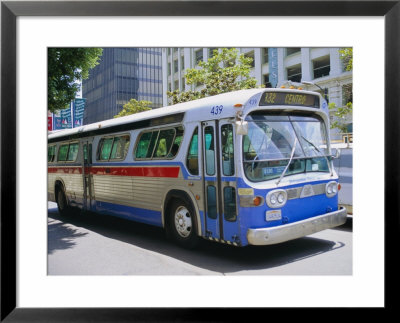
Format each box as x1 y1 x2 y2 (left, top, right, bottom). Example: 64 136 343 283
174 206 192 238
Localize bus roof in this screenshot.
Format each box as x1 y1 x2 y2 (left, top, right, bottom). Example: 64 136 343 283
48 88 321 142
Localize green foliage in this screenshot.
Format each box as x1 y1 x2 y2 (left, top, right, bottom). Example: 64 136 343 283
48 48 103 113
114 99 152 118
339 48 352 71
167 48 260 104
329 101 353 132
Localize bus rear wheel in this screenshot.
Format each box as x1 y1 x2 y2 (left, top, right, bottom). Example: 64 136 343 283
168 198 199 249
56 186 70 216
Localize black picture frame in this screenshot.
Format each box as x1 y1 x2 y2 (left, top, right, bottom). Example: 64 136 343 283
1 0 398 321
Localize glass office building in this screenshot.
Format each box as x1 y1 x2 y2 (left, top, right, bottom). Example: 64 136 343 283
83 48 163 125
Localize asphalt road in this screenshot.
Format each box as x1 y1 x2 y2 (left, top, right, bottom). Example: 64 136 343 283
333 148 353 209
48 202 352 276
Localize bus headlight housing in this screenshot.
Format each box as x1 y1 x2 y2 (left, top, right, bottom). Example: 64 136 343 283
266 189 287 208
325 181 338 198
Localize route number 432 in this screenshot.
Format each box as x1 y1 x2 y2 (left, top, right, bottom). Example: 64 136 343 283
210 105 223 115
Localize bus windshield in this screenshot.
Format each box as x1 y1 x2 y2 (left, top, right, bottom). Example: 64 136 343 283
243 113 330 182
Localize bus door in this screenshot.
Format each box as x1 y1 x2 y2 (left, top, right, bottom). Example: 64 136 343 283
202 120 238 243
81 139 94 211
219 121 239 244
202 121 221 240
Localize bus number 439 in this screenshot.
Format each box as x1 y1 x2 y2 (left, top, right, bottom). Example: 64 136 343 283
210 105 223 115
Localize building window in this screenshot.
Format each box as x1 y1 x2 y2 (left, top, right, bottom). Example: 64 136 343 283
181 77 185 91
244 51 255 68
181 56 185 70
168 63 171 76
174 80 179 90
263 74 272 88
209 48 218 58
286 48 301 56
174 60 178 73
195 49 203 65
262 48 269 64
342 83 353 105
287 64 302 82
313 55 330 79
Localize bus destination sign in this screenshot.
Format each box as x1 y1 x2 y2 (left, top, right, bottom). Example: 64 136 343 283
259 92 320 108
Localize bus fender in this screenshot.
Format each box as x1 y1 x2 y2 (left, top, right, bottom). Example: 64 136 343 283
162 187 202 237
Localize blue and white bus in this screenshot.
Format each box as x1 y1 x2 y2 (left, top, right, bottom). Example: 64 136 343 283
48 88 347 248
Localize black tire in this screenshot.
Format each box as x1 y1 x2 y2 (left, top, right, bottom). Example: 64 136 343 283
56 186 70 216
167 198 199 249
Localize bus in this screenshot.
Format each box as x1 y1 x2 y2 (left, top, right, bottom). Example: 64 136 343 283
48 88 347 248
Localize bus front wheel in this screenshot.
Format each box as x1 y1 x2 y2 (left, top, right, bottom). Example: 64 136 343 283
168 198 199 249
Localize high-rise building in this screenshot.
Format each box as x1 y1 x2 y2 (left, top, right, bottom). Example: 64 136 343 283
83 48 163 124
162 47 353 139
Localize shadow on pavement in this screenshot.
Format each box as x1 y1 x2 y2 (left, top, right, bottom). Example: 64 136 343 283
48 206 349 275
48 208 88 254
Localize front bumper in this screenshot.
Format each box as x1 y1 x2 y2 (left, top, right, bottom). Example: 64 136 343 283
247 207 347 245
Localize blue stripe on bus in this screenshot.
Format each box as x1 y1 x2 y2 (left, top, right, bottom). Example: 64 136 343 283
94 200 163 227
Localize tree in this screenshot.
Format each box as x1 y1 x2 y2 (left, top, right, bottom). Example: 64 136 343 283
167 48 259 104
48 48 103 112
329 48 353 132
339 48 352 71
114 99 152 118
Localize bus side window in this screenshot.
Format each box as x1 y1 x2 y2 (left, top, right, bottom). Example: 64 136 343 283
99 137 114 161
48 145 56 162
186 127 199 175
154 129 175 158
67 142 79 161
110 135 130 160
58 144 69 162
221 124 234 176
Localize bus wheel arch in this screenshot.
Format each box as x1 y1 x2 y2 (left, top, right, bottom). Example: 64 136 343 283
164 190 200 248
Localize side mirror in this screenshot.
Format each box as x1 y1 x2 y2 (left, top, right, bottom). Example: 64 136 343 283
235 120 248 135
331 148 341 159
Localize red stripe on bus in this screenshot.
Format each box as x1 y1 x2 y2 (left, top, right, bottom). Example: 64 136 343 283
48 166 180 178
47 167 82 174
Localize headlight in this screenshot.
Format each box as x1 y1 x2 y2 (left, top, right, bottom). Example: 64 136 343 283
266 189 287 208
325 181 338 198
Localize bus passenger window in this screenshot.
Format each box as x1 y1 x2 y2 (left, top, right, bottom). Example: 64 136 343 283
110 135 130 160
146 131 159 158
168 126 184 158
154 129 175 158
221 124 234 176
67 142 79 161
99 137 113 161
204 126 215 176
135 132 151 158
57 144 69 162
48 145 56 162
186 127 199 175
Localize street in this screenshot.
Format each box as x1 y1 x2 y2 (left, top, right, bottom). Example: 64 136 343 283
333 147 353 213
48 202 352 276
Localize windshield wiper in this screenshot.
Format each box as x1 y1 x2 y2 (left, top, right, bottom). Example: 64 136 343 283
301 136 322 155
301 136 333 176
276 137 297 186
